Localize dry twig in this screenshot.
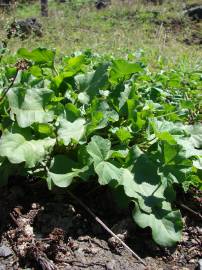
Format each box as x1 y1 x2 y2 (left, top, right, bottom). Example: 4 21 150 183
180 203 202 220
67 191 147 266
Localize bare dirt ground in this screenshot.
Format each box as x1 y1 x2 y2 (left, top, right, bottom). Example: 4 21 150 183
0 178 201 270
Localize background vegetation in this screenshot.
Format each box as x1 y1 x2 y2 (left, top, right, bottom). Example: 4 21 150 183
0 0 202 67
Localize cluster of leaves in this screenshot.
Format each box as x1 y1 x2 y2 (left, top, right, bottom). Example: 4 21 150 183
0 48 201 247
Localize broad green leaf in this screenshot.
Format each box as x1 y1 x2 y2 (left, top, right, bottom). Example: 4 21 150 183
0 132 55 168
129 151 160 185
151 120 184 135
162 142 181 165
92 151 165 213
176 136 202 159
95 161 122 185
78 145 93 166
118 83 131 109
57 118 86 145
110 83 131 110
184 174 202 190
127 99 145 130
157 131 176 145
29 65 43 77
37 123 54 136
7 87 54 128
118 168 165 213
109 147 129 159
116 127 132 143
133 205 183 247
110 60 143 83
63 55 86 76
48 155 89 188
78 92 90 104
86 136 111 164
88 138 166 213
193 158 202 170
94 159 167 214
86 100 119 135
18 48 55 67
176 124 202 158
86 112 104 135
152 120 202 158
185 125 202 149
75 63 109 99
63 103 81 122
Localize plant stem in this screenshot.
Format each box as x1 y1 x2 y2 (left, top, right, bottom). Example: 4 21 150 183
0 70 18 103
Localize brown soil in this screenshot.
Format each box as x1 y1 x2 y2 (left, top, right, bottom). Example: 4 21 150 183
0 179 201 270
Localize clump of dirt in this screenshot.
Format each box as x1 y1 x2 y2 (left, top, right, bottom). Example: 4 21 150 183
95 0 111 10
0 179 201 270
7 17 43 40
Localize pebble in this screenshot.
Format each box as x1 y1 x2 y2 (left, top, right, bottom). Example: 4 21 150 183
182 234 189 242
197 227 202 235
74 248 85 262
198 258 202 270
0 266 6 270
106 259 116 270
0 245 13 257
189 259 196 263
90 247 99 254
191 239 198 245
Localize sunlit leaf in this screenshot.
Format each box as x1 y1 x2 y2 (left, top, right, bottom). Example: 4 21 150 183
0 132 55 168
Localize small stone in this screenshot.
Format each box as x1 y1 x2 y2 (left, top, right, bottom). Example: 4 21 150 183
68 204 76 213
197 227 202 234
189 259 196 263
198 258 202 270
0 245 13 257
31 203 38 209
78 236 90 242
0 265 6 270
191 239 198 245
24 224 34 237
106 260 116 270
91 247 99 254
63 265 72 270
182 232 189 242
74 248 84 258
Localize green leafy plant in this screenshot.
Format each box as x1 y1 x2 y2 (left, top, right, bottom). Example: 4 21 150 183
0 48 201 247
